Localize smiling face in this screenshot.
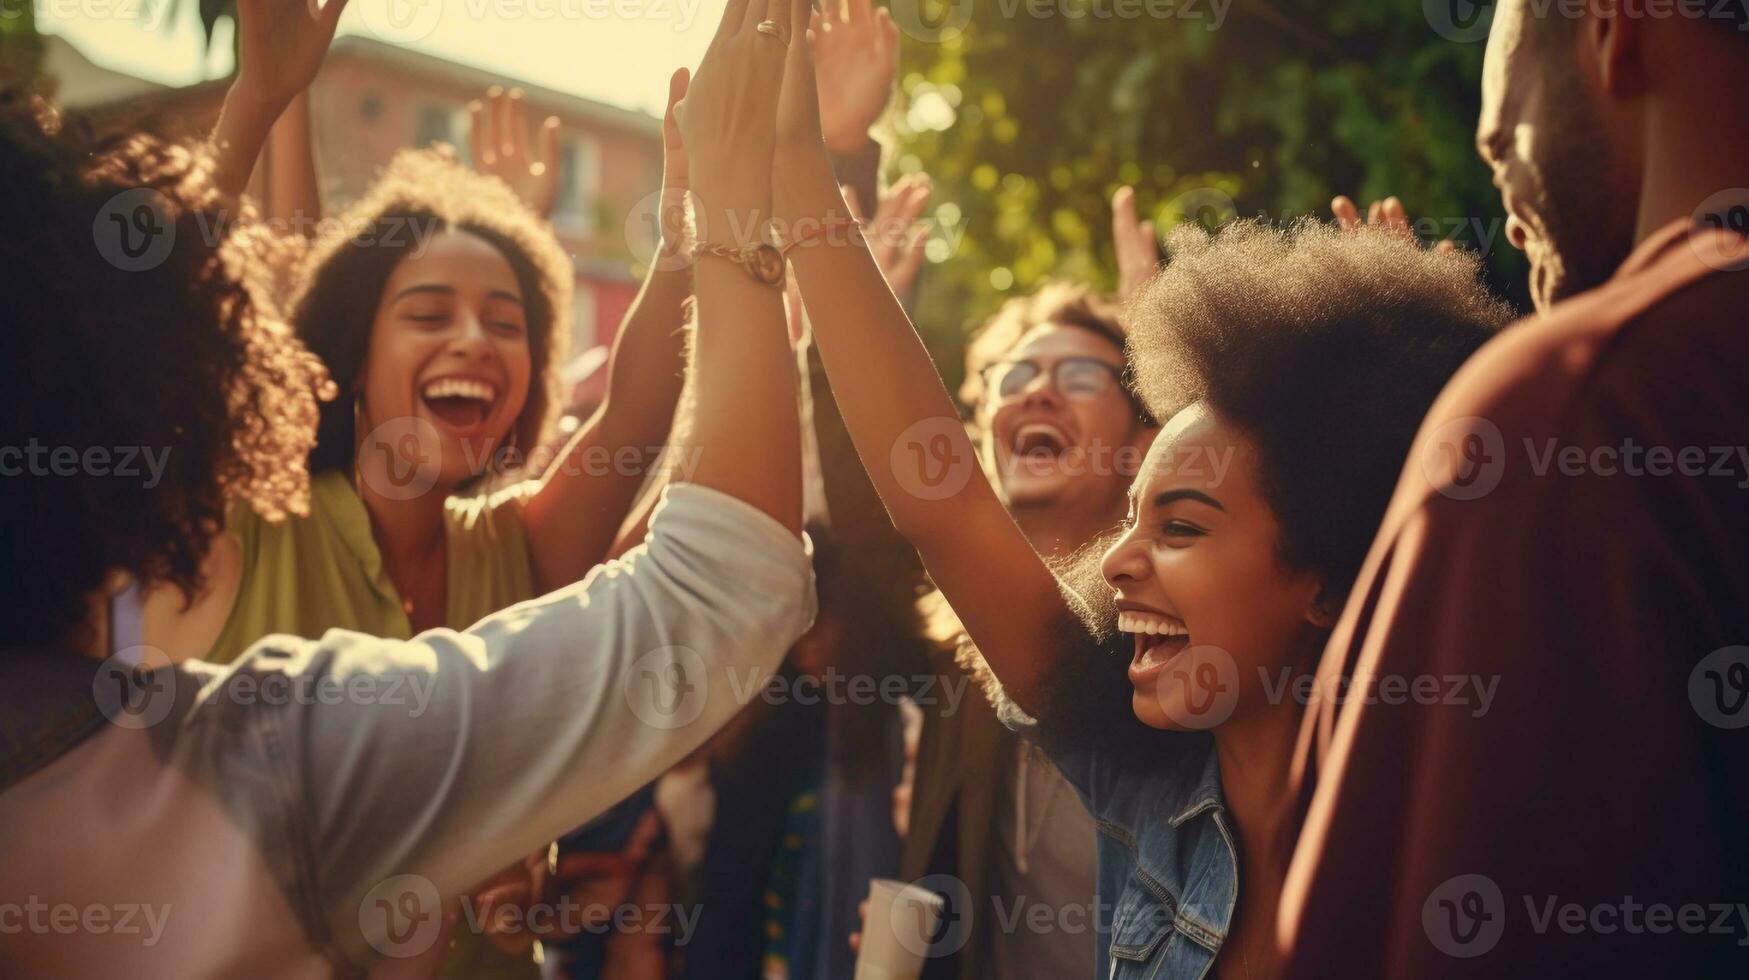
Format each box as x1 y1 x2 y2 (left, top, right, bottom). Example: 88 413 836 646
1101 403 1329 731
978 322 1148 519
1478 0 1637 311
355 230 534 490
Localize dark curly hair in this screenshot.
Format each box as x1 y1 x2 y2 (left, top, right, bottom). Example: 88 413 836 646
290 149 570 477
1126 218 1514 606
0 90 330 652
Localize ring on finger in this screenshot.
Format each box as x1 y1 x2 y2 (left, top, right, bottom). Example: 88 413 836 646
755 19 787 40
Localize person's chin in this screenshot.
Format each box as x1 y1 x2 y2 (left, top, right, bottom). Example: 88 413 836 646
1130 689 1183 731
997 461 1073 505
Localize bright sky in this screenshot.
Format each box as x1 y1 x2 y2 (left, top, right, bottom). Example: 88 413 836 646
41 0 731 116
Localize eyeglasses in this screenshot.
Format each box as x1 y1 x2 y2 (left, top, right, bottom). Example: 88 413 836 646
981 355 1129 404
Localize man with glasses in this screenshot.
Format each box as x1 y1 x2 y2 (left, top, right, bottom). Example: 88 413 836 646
899 281 1156 980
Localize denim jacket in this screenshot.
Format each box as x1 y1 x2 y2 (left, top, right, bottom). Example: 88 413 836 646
1001 702 1236 980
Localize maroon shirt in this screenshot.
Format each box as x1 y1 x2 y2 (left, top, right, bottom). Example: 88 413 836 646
1279 221 1749 977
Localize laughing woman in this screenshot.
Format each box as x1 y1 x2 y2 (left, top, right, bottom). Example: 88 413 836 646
761 33 1512 978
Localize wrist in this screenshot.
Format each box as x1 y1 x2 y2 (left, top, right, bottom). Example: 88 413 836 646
823 125 871 158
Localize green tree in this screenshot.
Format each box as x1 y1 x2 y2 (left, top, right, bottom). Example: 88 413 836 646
887 0 1525 385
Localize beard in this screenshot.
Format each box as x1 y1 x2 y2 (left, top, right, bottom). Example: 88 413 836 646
1524 65 1639 311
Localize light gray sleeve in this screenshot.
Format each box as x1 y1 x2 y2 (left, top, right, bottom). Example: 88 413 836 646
214 483 814 969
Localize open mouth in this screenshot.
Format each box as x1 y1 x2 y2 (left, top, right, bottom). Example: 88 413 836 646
1011 422 1072 467
1119 611 1191 683
420 376 499 432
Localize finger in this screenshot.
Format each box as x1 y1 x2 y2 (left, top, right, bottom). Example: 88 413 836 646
665 65 691 117
1331 195 1359 230
877 5 898 47
897 179 931 224
626 811 664 863
316 0 349 33
785 0 815 71
469 100 491 165
1436 239 1458 253
847 0 871 23
537 116 559 171
497 88 518 161
849 931 861 953
508 89 530 163
555 853 639 880
1383 196 1410 235
753 0 780 33
808 7 824 45
1112 185 1140 259
1367 199 1384 226
1138 218 1156 256
895 225 928 280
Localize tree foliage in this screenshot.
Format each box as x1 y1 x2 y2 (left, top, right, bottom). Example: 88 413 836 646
885 0 1526 385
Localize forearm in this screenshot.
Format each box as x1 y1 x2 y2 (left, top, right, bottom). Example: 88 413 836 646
211 85 287 201
265 90 321 228
523 264 691 587
778 156 1069 711
687 239 801 535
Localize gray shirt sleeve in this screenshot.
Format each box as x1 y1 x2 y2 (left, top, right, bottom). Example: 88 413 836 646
188 483 815 970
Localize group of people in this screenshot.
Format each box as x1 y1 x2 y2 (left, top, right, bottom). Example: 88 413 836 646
2 0 1746 976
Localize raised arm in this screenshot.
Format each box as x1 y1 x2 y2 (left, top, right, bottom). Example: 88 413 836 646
519 69 696 589
768 25 1073 715
210 0 346 200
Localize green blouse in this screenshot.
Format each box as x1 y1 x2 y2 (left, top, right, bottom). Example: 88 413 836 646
207 470 537 665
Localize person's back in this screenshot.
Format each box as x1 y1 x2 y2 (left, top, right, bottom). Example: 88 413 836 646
1282 219 1749 975
1278 2 1749 973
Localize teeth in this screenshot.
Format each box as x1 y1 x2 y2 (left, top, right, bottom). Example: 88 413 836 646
422 378 497 403
1014 423 1068 450
1117 612 1189 637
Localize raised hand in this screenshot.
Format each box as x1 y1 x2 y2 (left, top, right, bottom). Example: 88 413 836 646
809 0 900 156
470 87 563 219
214 0 348 198
1331 194 1457 251
1111 185 1159 299
676 0 806 242
845 172 931 297
233 0 349 112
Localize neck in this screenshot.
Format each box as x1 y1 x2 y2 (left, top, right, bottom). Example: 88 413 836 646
355 472 448 575
1212 685 1307 900
1634 48 1749 243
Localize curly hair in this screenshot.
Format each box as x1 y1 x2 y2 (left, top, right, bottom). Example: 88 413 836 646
1126 218 1514 605
290 149 571 477
0 90 330 652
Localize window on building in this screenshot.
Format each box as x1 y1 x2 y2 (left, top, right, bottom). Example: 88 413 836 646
412 102 471 163
552 136 600 237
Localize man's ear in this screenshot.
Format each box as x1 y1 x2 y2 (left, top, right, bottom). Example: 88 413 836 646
1590 0 1648 99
